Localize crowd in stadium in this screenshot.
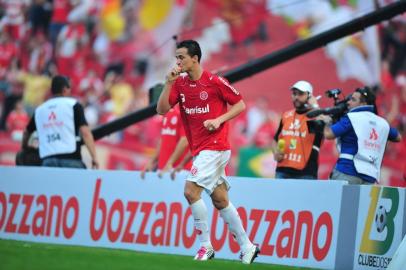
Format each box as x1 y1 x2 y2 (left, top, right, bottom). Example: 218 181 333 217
0 0 405 184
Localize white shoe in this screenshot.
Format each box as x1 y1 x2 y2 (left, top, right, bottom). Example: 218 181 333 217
194 246 215 261
240 245 260 264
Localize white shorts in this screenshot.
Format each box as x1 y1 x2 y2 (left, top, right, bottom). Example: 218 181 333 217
186 150 231 194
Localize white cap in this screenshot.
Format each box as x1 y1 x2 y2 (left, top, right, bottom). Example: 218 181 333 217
291 80 313 95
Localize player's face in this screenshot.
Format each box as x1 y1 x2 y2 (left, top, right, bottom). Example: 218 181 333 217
291 89 309 109
347 92 364 110
175 48 197 73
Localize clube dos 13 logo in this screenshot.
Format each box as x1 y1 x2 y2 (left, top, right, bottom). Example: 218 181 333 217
358 187 400 269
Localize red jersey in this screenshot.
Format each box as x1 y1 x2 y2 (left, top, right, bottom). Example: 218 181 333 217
0 42 17 68
6 111 29 132
158 106 190 169
169 70 242 156
51 0 71 23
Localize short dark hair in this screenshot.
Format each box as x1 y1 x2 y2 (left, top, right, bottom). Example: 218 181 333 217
355 86 378 114
176 40 202 63
355 86 375 105
51 75 70 95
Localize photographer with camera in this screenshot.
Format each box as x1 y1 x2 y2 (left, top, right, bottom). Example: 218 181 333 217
272 80 323 179
319 86 401 184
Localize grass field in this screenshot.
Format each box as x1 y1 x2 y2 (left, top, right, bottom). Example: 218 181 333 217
0 239 316 270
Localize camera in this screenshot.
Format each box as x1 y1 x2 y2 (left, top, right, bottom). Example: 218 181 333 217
307 88 350 133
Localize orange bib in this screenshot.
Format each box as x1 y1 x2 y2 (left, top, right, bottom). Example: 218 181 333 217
277 110 315 170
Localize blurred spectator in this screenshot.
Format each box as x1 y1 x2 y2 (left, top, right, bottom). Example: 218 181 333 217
105 72 133 117
245 97 270 142
18 69 52 115
0 0 29 40
27 31 53 74
78 68 104 100
395 74 406 132
49 0 72 46
6 98 29 141
252 110 279 148
55 21 89 78
81 90 99 128
382 21 406 77
0 67 24 130
28 0 52 36
0 31 18 70
221 0 255 59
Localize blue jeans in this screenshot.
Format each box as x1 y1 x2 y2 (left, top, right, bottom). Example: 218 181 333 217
275 171 316 180
42 157 86 169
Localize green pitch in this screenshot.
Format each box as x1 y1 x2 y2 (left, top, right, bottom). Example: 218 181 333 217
0 239 316 270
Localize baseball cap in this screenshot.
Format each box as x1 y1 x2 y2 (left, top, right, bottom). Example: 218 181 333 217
291 80 313 95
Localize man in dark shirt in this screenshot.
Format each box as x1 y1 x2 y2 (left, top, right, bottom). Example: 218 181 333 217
21 75 98 169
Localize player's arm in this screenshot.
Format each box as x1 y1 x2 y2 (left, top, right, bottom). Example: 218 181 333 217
159 136 189 177
157 67 181 115
141 139 161 179
171 151 193 180
203 100 246 131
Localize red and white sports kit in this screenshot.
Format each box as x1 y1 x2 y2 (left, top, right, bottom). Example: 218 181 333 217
169 70 242 193
158 106 191 170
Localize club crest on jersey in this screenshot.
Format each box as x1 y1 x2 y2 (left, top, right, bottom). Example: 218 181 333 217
170 116 178 125
200 91 208 100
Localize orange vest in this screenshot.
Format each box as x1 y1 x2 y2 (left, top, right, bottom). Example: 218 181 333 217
277 110 316 170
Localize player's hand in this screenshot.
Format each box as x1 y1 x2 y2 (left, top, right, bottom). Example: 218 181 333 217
170 166 182 180
141 160 155 179
140 168 148 179
273 152 284 162
158 164 173 178
166 66 181 83
203 119 221 132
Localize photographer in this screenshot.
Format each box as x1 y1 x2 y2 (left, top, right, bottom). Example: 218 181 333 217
272 80 323 179
320 86 401 184
21 75 99 169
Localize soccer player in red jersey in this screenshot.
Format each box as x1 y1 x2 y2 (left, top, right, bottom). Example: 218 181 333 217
141 105 190 178
157 40 259 264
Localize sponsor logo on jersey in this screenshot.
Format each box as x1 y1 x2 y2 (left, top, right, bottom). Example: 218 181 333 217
183 104 210 115
48 111 57 121
369 128 378 140
288 119 301 130
161 127 176 136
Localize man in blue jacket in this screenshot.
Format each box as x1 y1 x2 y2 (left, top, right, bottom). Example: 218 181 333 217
320 86 401 184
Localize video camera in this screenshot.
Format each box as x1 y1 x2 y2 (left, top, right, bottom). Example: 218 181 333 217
307 88 350 133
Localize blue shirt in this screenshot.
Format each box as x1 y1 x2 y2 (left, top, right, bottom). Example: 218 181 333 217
331 105 399 183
